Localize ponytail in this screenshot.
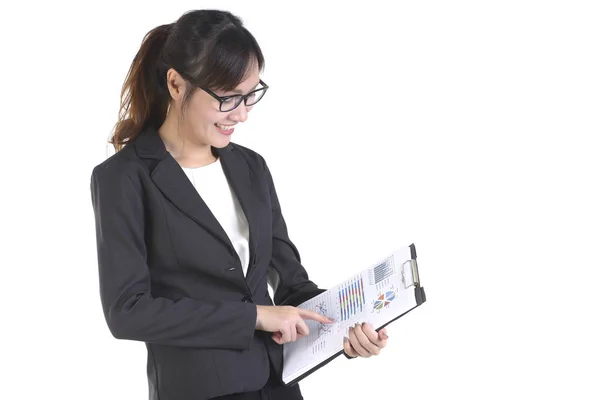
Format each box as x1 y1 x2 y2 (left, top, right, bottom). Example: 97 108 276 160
109 23 173 152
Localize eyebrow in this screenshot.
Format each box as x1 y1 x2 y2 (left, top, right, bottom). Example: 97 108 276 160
230 81 260 95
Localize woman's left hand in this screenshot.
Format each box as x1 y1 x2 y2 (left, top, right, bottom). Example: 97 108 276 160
343 322 388 358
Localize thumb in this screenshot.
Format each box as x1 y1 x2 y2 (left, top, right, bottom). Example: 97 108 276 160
272 331 284 344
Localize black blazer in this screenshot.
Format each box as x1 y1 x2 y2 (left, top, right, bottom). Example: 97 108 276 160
90 126 327 399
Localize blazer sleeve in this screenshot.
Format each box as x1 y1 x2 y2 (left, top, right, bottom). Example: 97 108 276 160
261 158 327 307
90 164 257 350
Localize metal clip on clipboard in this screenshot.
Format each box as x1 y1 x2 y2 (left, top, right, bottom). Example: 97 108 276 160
401 258 420 289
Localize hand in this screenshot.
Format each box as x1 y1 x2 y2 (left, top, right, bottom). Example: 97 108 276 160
255 305 335 345
343 322 388 358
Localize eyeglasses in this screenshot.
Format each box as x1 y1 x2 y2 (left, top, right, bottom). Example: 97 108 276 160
200 80 269 112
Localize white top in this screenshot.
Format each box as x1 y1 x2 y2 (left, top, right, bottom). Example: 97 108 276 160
181 158 250 277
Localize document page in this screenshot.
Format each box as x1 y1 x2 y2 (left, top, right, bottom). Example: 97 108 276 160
282 245 419 384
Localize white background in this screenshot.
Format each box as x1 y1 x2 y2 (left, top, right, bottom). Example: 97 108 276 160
1 0 599 399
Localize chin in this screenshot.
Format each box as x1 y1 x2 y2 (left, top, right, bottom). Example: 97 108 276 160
212 136 232 149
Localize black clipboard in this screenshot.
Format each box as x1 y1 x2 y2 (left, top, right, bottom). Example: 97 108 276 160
284 243 426 386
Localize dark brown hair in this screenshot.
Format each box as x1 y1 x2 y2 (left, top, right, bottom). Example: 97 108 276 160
109 10 265 152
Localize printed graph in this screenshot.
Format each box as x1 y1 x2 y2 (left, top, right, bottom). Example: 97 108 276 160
368 256 396 290
312 320 332 353
315 301 327 315
371 285 398 313
311 300 333 353
338 276 366 321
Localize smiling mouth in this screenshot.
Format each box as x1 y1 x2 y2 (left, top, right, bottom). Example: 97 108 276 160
215 123 235 131
215 123 235 135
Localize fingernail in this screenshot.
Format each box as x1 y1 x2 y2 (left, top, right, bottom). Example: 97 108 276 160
382 331 389 339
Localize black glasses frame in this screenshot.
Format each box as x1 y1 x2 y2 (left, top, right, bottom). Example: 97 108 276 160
200 80 269 112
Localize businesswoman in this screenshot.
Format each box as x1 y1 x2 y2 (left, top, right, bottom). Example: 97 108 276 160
90 9 388 400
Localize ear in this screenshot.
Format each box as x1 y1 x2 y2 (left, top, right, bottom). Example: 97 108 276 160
165 68 186 101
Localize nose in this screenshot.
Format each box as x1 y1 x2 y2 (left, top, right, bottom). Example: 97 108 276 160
230 103 249 123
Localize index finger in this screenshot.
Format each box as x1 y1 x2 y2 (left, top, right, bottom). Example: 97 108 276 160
297 308 335 324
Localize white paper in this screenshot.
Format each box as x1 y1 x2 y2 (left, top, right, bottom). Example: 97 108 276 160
282 244 420 384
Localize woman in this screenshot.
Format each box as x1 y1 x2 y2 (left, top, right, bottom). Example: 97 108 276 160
90 9 388 400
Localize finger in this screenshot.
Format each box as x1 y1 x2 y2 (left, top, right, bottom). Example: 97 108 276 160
272 331 283 344
348 325 370 357
281 327 291 344
362 323 387 348
300 310 335 324
378 328 389 341
361 323 380 344
291 324 297 342
343 337 358 358
288 325 295 344
297 308 335 324
296 319 310 337
295 328 306 338
353 323 381 355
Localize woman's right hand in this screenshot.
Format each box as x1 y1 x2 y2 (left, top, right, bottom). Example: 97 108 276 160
255 305 335 345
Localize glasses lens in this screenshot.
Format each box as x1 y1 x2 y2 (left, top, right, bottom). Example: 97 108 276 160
245 88 267 106
221 96 243 112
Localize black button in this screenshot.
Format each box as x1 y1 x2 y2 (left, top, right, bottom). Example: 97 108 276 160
241 296 253 303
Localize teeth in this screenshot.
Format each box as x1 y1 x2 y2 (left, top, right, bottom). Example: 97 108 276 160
216 124 234 131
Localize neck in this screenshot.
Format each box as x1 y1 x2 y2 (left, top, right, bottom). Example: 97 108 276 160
157 113 217 168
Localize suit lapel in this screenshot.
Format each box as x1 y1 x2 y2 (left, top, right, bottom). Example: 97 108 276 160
133 126 259 276
216 145 261 274
152 154 233 248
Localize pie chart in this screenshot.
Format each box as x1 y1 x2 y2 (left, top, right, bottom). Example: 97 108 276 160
373 289 397 311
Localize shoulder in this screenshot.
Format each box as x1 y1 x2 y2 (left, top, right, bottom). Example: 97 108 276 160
90 144 146 190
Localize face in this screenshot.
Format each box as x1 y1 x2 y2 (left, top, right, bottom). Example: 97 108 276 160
169 64 261 149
